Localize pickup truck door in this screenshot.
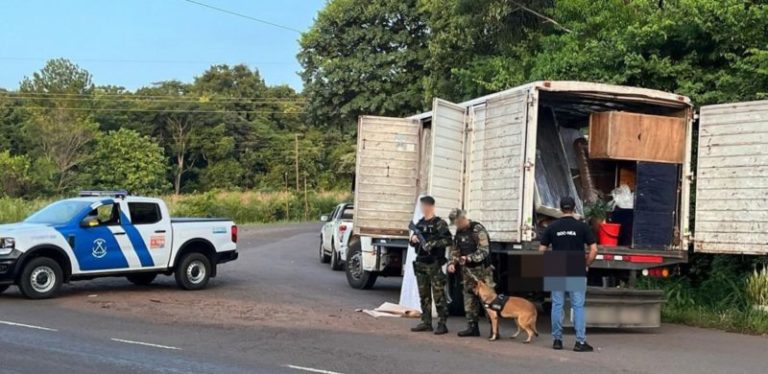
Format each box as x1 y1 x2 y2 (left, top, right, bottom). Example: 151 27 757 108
694 99 768 255
121 201 171 269
71 201 132 272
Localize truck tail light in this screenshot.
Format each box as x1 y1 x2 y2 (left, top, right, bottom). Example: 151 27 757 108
339 224 348 234
231 225 238 243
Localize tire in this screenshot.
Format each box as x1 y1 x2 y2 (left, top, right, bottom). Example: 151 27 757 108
447 271 466 316
18 257 63 299
0 285 10 294
330 241 343 271
175 252 211 290
126 273 158 286
319 239 331 263
345 237 377 289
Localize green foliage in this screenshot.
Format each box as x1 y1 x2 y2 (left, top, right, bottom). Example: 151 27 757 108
298 0 430 129
746 267 768 307
584 200 611 221
0 151 32 197
83 129 169 194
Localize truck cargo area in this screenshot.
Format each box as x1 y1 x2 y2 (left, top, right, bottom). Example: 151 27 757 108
532 90 689 260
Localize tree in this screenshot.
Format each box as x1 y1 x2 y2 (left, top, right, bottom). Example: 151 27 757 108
0 151 32 197
298 0 430 130
83 129 169 194
19 59 99 192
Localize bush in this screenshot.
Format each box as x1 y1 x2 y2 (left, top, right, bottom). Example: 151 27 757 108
746 267 768 307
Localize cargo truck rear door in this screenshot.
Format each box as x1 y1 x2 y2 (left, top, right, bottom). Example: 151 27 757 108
694 99 768 255
354 116 421 237
428 99 466 219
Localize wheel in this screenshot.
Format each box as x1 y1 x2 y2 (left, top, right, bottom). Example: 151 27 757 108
175 253 211 290
0 284 10 294
18 257 63 299
330 241 343 271
319 238 331 263
447 271 465 316
126 273 158 286
345 237 377 289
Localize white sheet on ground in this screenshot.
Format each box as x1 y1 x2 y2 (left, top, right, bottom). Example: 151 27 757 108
398 196 424 311
360 302 421 318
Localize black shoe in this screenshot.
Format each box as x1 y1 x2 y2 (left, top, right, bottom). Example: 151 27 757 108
457 323 480 337
434 323 448 335
411 323 433 332
574 341 594 352
552 339 563 350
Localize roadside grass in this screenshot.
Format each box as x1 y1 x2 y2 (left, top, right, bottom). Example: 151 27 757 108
0 190 351 225
639 255 768 335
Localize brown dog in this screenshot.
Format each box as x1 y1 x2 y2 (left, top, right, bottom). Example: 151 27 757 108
473 279 539 343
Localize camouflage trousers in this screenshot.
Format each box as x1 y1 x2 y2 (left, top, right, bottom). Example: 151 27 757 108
413 261 448 325
462 266 495 324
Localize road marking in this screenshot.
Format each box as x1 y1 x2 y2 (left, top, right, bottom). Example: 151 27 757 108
284 364 345 374
0 320 58 332
110 338 182 350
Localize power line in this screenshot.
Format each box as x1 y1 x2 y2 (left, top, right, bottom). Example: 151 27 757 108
2 95 307 105
2 92 305 101
181 0 303 34
509 0 572 33
14 106 305 114
0 56 293 65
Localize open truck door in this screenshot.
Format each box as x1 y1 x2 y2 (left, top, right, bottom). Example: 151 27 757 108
428 99 467 219
694 99 768 255
465 90 531 244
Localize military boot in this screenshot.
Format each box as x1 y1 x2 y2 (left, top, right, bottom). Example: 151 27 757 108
457 322 480 337
411 323 433 332
434 322 448 335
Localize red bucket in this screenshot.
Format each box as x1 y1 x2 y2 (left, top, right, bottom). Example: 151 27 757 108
598 223 621 246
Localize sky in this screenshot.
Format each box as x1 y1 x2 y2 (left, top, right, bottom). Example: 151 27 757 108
0 0 326 92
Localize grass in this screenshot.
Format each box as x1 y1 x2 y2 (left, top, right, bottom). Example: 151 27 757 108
0 190 351 225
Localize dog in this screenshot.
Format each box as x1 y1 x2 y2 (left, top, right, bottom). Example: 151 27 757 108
472 278 539 343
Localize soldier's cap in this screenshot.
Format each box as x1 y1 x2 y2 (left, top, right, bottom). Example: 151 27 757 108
448 208 466 224
419 195 435 205
560 196 576 211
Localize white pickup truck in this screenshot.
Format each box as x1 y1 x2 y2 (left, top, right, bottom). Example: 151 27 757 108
0 191 238 299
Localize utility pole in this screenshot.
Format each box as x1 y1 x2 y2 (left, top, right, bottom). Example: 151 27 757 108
294 133 300 192
304 174 309 221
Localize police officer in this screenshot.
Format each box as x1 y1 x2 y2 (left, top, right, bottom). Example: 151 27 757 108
447 208 494 337
410 196 452 335
539 196 598 352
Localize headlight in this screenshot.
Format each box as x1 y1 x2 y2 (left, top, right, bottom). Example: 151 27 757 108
0 238 14 255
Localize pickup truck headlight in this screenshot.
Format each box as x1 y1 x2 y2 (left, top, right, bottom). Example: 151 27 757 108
0 238 15 255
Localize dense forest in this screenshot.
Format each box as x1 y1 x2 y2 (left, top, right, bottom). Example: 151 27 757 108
1 0 766 199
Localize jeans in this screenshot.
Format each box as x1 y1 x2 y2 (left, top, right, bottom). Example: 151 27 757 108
551 290 586 343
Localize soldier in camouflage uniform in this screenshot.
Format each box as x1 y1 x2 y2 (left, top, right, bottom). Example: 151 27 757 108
410 196 453 335
447 208 495 337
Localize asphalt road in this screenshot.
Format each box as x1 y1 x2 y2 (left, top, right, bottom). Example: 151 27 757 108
1 223 766 374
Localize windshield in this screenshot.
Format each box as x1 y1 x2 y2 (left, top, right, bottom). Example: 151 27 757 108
25 200 92 225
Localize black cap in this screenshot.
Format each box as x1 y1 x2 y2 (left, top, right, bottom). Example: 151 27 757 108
560 196 576 211
420 195 435 205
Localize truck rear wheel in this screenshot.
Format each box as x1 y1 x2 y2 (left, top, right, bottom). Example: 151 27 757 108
126 273 158 286
18 257 63 299
319 240 331 263
175 253 211 290
346 237 377 289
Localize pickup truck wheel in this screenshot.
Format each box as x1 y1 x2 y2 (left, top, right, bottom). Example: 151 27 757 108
126 273 158 286
0 285 9 294
330 241 343 271
345 238 377 289
18 257 63 299
175 253 211 290
319 239 331 263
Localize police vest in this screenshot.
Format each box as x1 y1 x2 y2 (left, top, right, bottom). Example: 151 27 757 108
415 217 446 261
455 222 482 256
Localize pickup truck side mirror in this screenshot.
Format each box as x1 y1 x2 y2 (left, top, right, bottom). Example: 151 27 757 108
320 215 330 222
80 216 100 228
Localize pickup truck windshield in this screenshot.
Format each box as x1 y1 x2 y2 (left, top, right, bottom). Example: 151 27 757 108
25 200 92 225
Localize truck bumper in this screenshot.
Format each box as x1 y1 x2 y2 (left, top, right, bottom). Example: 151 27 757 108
559 287 665 328
215 250 238 265
0 249 22 285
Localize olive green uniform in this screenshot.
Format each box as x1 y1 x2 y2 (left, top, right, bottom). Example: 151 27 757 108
449 221 495 325
413 216 452 326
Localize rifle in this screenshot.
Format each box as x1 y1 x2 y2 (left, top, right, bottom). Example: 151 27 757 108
408 222 430 253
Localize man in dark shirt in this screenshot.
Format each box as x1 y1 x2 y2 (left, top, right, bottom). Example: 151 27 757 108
539 196 598 352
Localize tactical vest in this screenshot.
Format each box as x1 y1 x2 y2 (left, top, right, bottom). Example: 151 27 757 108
415 216 446 262
455 221 489 267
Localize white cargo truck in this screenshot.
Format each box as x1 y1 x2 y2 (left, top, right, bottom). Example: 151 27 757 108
346 80 768 327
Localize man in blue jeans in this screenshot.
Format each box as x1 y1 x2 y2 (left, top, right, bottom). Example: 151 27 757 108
539 197 598 352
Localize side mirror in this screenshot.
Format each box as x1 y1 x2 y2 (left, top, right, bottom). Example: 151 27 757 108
80 216 99 228
320 215 329 222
